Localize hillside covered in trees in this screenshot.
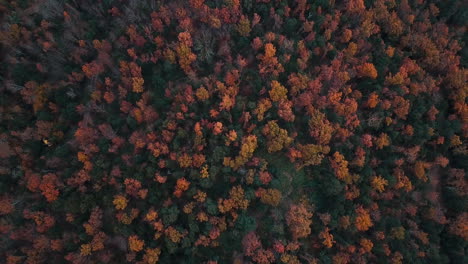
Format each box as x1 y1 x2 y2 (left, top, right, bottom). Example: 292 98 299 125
0 0 467 263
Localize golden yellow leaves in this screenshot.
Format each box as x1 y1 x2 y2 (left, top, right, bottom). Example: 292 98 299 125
254 98 272 121
143 248 161 264
239 135 258 157
269 80 288 102
257 188 282 207
165 226 185 243
229 185 249 210
113 195 128 210
371 176 388 192
176 44 196 73
119 61 144 93
195 86 210 101
200 165 209 178
196 211 208 223
225 135 258 170
237 16 251 37
132 77 144 93
394 168 413 192
163 48 176 63
178 153 192 168
341 29 353 43
262 120 293 153
391 227 406 240
183 202 195 214
386 46 395 57
375 133 390 149
357 63 378 79
330 152 350 182
225 130 237 146
414 161 428 182
219 94 235 111
308 108 333 145
80 243 92 256
128 235 144 252
175 32 196 74
450 135 462 147
79 232 105 256
295 144 330 168
194 190 207 203
264 43 276 58
386 71 406 86
345 42 358 57
359 238 374 254
218 186 249 214
145 210 158 222
117 209 139 225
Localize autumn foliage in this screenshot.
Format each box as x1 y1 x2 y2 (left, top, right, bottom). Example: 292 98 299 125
0 0 466 263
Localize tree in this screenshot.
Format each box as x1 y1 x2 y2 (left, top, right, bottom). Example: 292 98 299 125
242 232 261 256
449 213 468 240
257 188 282 206
371 176 388 192
295 144 330 168
174 178 190 198
128 235 144 252
319 228 335 248
355 206 373 231
286 203 313 240
269 80 288 102
392 96 410 120
330 152 350 182
39 173 59 202
258 43 284 77
262 120 293 153
308 108 333 145
176 32 197 74
367 92 380 108
226 135 258 170
357 63 378 79
113 195 128 210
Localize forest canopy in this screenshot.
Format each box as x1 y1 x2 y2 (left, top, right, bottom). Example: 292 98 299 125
0 0 467 263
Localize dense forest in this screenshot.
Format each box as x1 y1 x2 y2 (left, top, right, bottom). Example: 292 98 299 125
0 0 466 263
